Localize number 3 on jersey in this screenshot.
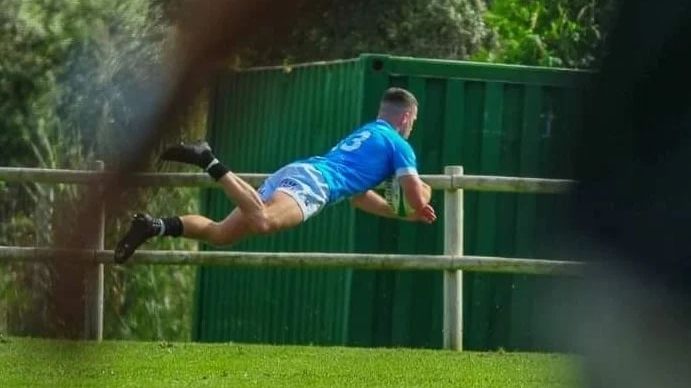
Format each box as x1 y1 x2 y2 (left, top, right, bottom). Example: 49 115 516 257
338 130 371 152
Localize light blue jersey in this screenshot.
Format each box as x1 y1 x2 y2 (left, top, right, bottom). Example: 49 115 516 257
301 119 418 203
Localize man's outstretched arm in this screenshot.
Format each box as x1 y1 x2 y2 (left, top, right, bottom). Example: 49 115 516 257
350 190 400 219
350 184 436 223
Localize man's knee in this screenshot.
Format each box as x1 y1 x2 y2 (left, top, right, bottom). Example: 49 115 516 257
207 212 274 245
247 214 273 235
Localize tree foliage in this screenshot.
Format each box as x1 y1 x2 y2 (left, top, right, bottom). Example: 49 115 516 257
0 0 198 340
228 0 492 66
475 0 618 68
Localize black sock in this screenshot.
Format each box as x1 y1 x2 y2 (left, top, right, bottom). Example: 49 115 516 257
206 161 229 181
153 216 183 237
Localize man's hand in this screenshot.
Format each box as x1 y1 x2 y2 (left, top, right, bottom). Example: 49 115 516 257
408 203 437 224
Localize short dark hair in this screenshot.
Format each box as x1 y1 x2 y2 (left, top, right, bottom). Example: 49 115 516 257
380 87 418 110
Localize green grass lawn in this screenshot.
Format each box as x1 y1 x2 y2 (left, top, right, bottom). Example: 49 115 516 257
0 336 580 387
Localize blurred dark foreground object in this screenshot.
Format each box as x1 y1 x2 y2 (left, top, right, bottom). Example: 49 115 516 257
47 0 302 338
570 1 691 387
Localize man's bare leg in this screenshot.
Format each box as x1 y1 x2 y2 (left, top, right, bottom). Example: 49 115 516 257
159 141 266 219
179 210 249 245
181 191 304 246
215 172 265 218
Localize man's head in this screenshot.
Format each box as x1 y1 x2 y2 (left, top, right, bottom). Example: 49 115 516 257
377 87 418 139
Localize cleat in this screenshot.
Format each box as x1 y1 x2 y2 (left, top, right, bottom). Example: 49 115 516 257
114 213 156 264
160 141 214 168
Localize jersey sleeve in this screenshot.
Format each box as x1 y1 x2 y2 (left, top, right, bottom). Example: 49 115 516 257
391 136 418 178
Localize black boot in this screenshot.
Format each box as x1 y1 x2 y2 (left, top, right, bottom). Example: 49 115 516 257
114 213 157 264
161 141 215 169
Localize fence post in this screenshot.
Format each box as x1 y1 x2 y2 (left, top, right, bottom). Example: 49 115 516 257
443 165 463 351
84 160 105 341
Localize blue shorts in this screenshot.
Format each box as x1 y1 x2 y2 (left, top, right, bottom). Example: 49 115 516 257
257 163 330 221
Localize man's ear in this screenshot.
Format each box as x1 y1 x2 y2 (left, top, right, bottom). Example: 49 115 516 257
401 111 411 124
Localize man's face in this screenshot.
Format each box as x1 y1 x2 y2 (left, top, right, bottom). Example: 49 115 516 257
401 105 418 139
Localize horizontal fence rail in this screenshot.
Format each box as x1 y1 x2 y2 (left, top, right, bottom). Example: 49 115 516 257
0 246 585 276
0 167 576 193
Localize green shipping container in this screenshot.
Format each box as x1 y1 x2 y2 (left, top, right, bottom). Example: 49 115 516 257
194 54 590 351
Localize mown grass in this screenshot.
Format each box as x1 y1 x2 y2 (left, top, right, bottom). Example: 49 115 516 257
0 336 580 387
